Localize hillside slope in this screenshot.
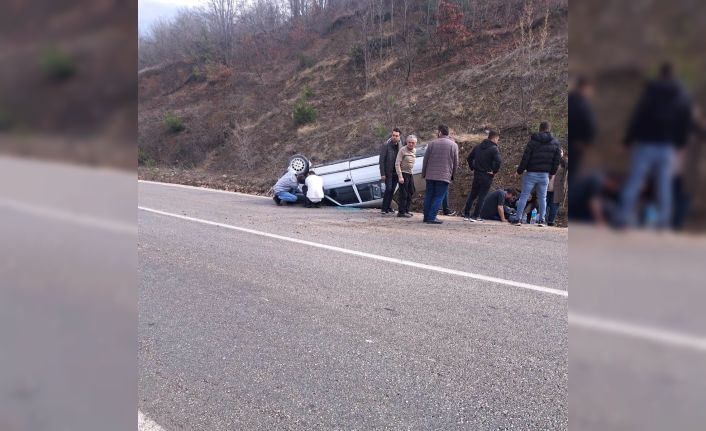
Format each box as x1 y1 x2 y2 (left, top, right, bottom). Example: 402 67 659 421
138 5 568 213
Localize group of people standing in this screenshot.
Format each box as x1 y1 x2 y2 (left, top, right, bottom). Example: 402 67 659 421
381 123 567 226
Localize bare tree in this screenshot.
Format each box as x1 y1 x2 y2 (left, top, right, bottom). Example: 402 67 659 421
207 0 238 65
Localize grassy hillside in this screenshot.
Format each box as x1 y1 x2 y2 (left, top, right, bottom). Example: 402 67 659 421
138 2 568 212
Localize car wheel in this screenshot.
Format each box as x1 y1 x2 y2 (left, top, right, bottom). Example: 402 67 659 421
288 154 310 175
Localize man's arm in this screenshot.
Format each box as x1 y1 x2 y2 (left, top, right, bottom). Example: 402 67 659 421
497 205 507 223
422 142 431 178
492 147 502 174
517 142 532 174
451 144 459 181
395 147 404 182
467 147 476 171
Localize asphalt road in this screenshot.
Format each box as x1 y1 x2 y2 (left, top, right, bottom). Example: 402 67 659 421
0 157 136 431
138 181 568 430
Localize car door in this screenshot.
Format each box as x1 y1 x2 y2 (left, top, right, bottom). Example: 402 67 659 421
349 155 384 205
312 160 361 206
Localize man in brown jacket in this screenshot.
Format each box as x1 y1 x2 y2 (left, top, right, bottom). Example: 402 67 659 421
421 125 459 224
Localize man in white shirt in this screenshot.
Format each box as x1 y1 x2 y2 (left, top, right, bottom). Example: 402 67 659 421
303 170 325 208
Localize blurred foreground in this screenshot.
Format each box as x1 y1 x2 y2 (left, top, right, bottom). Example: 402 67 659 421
569 1 706 430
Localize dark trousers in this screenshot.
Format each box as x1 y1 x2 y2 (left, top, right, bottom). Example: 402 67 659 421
423 180 449 221
462 172 493 218
382 174 397 211
398 172 416 214
546 191 560 224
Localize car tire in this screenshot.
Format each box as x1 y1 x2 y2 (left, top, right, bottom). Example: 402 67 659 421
288 154 310 175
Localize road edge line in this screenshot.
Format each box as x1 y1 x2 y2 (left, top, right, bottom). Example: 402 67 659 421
138 205 568 298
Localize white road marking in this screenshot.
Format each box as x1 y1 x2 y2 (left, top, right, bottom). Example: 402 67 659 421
1 197 135 235
138 206 568 297
139 179 271 199
138 410 166 431
570 312 706 353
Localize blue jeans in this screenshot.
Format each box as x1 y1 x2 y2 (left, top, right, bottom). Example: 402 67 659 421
516 172 549 222
546 191 560 224
423 180 449 221
620 143 674 228
276 191 298 203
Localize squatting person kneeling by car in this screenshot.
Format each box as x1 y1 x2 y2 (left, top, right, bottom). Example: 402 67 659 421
479 188 519 223
303 170 324 208
272 168 303 205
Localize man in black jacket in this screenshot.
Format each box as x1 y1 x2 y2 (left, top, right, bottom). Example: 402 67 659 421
514 122 562 226
462 130 502 221
619 63 692 229
568 76 595 186
379 127 402 214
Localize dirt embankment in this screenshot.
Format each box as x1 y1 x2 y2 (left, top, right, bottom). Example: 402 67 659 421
138 6 568 217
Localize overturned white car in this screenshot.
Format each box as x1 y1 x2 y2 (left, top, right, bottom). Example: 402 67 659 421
285 145 428 208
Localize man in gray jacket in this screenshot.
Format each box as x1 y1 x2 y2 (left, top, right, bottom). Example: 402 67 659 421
421 124 459 224
379 128 402 214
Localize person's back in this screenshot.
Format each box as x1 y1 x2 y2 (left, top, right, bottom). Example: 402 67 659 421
479 189 506 220
273 169 298 194
421 125 459 224
305 173 324 201
517 132 561 175
626 78 691 147
423 136 459 183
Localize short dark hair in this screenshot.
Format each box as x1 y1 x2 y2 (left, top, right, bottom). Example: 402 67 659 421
437 124 449 136
539 122 550 132
505 187 518 197
659 62 673 79
575 75 591 89
488 130 500 140
307 170 316 176
296 174 306 184
392 127 402 134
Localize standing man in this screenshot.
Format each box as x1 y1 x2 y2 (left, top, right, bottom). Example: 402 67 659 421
462 130 502 222
514 122 561 226
547 150 568 226
395 134 418 218
568 76 595 186
379 127 403 214
422 124 459 224
619 63 692 229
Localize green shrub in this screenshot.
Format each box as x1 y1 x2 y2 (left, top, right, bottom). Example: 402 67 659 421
373 124 388 139
301 85 314 100
349 44 365 68
292 100 316 126
39 47 76 81
297 54 316 71
192 65 206 82
163 111 185 133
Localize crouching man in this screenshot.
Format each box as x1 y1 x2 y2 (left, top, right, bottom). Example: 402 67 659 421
479 188 518 223
272 168 304 205
303 170 324 208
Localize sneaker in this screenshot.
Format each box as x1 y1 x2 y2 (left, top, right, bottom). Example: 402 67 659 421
424 219 443 224
462 214 470 221
397 212 413 218
537 219 545 227
514 221 522 226
474 218 484 223
468 217 478 223
387 209 397 214
443 209 457 216
381 209 388 214
273 196 282 206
